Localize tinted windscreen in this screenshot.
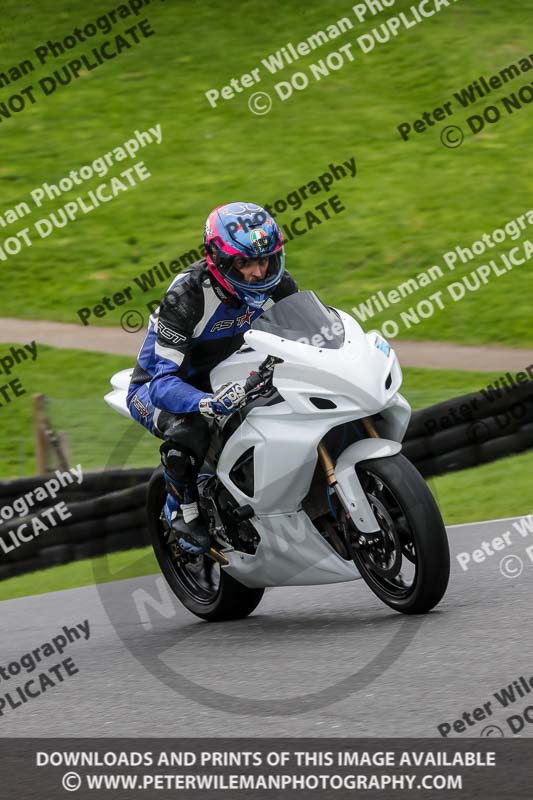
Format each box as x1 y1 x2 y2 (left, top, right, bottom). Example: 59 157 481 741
252 290 345 349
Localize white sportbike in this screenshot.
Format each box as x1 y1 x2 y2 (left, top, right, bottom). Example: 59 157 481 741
105 291 450 621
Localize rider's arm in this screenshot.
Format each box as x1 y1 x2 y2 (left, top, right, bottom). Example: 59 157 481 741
148 276 206 414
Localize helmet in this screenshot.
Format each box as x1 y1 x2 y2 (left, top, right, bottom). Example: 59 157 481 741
203 202 285 308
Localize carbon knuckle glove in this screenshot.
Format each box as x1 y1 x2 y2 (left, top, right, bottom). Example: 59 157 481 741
219 382 245 408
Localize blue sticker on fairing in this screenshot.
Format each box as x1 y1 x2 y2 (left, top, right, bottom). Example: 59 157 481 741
375 339 391 357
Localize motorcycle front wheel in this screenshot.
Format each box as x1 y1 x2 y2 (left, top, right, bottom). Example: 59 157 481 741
348 453 450 614
146 468 264 622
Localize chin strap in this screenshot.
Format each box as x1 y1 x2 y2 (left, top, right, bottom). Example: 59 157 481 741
241 292 267 309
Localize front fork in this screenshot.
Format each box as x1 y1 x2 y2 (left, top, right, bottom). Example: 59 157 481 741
317 417 396 539
361 417 380 439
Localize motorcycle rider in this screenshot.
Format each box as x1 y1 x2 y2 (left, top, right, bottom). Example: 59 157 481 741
126 202 298 555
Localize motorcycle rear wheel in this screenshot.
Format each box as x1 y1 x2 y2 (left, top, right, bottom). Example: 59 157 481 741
349 453 450 614
146 468 264 622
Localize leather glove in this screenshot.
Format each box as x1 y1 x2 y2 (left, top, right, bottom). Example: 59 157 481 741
198 381 246 419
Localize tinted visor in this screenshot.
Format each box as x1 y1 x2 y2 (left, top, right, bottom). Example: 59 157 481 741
214 247 284 291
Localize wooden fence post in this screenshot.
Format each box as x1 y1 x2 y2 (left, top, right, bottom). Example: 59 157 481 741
33 394 49 475
32 394 70 475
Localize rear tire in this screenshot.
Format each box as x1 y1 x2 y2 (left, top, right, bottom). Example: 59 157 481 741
350 453 450 614
147 468 264 622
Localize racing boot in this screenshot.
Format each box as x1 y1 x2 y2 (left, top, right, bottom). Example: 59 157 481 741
163 473 212 555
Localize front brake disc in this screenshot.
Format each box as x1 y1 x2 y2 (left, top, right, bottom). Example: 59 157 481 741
357 493 403 579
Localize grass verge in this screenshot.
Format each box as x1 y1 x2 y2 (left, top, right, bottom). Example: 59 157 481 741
0 547 157 602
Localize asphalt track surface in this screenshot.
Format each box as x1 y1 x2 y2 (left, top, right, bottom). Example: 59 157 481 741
1 514 532 738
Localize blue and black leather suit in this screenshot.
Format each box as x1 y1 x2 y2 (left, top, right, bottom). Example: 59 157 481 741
127 258 298 483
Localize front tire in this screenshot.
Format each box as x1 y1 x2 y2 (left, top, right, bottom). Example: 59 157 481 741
349 453 450 614
147 468 264 622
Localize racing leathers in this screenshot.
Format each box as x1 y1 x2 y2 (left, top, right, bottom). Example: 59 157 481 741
126 258 298 548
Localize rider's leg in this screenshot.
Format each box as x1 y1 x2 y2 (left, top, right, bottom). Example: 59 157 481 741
155 411 212 554
126 385 212 554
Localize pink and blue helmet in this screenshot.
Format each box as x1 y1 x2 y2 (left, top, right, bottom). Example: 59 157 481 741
203 202 285 308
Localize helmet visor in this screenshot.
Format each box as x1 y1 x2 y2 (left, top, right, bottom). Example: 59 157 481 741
214 247 285 293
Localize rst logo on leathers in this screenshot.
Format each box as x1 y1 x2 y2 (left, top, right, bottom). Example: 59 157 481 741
131 393 149 418
158 321 187 344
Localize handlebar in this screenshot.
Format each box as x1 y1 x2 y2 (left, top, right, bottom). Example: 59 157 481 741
244 371 264 393
243 355 284 395
211 356 284 427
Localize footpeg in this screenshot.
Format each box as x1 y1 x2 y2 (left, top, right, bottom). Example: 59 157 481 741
232 504 254 522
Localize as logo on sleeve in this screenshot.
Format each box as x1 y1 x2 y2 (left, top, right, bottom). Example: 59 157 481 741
158 321 187 344
211 319 233 332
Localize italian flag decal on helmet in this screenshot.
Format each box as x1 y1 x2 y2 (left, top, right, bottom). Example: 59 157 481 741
250 228 269 252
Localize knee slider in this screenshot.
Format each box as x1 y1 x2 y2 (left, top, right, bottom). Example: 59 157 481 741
160 442 198 482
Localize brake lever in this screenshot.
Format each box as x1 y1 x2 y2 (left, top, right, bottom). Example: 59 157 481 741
212 356 284 426
244 355 284 394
